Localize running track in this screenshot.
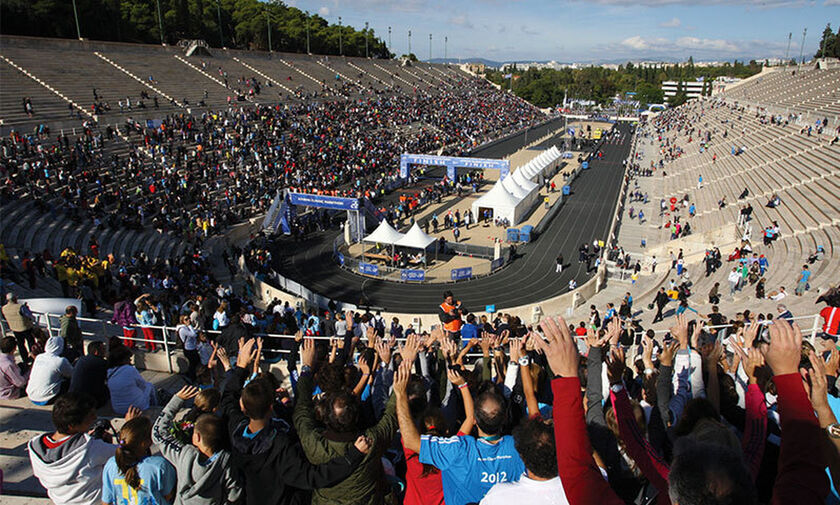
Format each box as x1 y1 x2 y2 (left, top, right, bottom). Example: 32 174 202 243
270 123 633 313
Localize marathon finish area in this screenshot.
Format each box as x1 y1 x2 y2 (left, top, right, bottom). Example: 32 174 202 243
270 123 633 313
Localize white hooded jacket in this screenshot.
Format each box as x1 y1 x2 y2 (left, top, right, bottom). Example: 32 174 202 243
26 336 73 403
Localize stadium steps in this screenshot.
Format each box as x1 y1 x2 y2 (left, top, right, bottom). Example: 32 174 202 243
371 61 415 88
344 60 395 91
93 52 183 107
316 59 367 91
231 57 297 97
0 61 73 127
0 54 93 123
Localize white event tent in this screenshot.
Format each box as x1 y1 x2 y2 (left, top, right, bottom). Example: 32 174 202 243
471 180 529 225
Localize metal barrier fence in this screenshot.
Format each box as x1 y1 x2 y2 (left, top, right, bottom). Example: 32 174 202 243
1 308 824 372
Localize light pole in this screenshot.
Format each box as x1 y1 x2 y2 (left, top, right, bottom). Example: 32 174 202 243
388 26 392 54
155 0 164 44
365 22 369 58
820 25 829 59
797 27 807 73
306 11 311 54
266 9 272 52
338 16 342 55
71 0 82 39
217 0 224 47
784 32 792 67
429 33 432 61
445 36 448 61
408 30 412 56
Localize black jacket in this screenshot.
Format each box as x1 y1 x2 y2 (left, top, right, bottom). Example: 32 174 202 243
69 355 109 407
219 321 252 355
221 367 364 505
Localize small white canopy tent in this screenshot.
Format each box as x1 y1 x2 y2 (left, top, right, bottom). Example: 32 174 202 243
472 180 528 225
395 222 437 250
363 219 405 245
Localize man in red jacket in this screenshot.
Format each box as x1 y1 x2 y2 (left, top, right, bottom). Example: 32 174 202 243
536 315 828 505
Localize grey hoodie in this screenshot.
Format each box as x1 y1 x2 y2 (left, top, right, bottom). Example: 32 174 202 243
28 432 115 505
152 395 242 505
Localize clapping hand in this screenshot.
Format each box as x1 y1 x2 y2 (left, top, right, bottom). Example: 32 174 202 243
176 385 200 401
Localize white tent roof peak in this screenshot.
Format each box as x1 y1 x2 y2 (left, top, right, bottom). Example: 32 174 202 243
395 222 437 249
363 219 405 245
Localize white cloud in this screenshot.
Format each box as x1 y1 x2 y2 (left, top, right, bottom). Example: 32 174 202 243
676 36 739 52
660 17 681 27
448 15 474 29
621 35 668 50
318 6 330 16
619 35 741 53
825 0 840 4
521 25 539 36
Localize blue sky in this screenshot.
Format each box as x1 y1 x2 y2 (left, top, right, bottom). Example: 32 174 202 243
285 0 838 63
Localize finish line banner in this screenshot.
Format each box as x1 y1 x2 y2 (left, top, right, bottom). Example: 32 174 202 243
400 154 510 181
288 192 360 211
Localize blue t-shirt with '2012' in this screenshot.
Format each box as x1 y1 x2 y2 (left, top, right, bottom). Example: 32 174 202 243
419 434 525 505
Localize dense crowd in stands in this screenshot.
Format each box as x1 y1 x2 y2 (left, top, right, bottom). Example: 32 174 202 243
0 76 543 245
2 282 839 504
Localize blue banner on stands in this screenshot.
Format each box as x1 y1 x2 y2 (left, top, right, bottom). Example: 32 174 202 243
400 154 511 180
485 304 496 313
490 257 504 271
562 185 571 195
288 192 360 211
401 269 426 282
581 161 589 169
337 252 345 266
450 267 473 281
359 263 379 276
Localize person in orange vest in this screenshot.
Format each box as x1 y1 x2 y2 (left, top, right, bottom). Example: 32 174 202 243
438 290 467 340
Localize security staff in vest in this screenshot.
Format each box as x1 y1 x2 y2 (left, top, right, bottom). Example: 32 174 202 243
438 291 467 340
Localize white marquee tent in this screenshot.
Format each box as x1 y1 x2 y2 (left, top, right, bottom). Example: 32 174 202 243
471 180 529 225
363 219 405 245
395 222 437 250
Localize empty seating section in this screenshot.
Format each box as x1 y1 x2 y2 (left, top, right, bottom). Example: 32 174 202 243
0 62 73 125
722 66 840 118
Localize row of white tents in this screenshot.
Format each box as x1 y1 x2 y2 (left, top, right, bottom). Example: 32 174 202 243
363 220 437 251
471 147 564 225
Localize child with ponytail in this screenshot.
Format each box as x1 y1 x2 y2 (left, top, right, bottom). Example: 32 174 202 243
102 412 176 505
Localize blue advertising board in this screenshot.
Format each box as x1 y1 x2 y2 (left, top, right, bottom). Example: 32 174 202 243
400 154 510 180
288 192 360 211
485 304 496 313
401 269 426 282
337 252 345 265
562 185 571 195
450 267 473 281
581 161 589 169
359 263 379 276
490 257 504 271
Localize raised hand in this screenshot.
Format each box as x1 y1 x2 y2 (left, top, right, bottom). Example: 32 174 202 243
301 337 316 368
375 339 392 365
586 327 609 349
606 318 622 346
825 348 840 378
479 331 495 357
760 318 802 376
606 346 626 385
659 340 681 367
353 435 372 454
641 335 655 369
670 314 689 349
236 338 258 369
447 366 466 386
176 385 200 401
691 321 705 349
393 361 411 396
510 337 525 362
216 346 231 370
732 343 764 383
400 333 421 365
805 350 830 409
294 330 303 343
743 321 761 349
124 405 142 422
532 316 579 378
